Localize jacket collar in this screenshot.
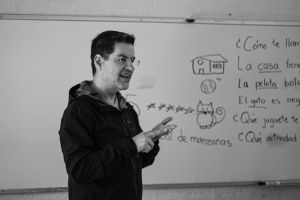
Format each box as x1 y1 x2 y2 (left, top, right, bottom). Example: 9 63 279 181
69 80 128 109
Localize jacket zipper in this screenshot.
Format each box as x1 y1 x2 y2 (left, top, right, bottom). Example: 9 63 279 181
121 112 139 199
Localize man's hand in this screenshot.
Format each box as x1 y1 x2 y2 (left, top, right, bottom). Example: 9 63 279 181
132 132 154 153
132 117 177 153
150 117 177 142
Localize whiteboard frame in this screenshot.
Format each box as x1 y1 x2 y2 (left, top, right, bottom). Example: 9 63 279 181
1 14 300 193
1 13 300 26
1 179 300 194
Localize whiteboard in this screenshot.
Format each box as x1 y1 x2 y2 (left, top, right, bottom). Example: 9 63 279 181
0 19 300 190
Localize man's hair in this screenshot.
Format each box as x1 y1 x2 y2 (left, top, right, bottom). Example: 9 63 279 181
90 30 135 76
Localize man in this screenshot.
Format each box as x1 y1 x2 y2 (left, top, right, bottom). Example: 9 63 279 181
59 30 176 200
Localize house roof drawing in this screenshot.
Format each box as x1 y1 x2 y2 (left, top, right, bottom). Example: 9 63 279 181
192 54 228 63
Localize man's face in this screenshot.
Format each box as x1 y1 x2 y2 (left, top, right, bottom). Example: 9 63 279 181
99 42 135 92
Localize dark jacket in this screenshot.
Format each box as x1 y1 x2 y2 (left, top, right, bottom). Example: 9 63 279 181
59 81 159 200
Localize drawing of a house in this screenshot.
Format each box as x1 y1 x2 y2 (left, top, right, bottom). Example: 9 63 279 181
191 54 228 75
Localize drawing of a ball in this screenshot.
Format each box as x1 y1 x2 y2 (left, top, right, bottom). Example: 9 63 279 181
200 79 216 94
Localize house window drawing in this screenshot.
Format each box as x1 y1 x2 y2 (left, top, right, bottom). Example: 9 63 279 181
191 54 228 75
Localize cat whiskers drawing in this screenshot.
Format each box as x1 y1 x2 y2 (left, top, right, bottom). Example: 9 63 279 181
196 101 225 129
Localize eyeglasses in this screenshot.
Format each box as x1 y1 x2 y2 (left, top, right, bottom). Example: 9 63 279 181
115 56 140 68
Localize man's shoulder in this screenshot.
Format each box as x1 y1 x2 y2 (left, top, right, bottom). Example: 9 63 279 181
66 95 95 113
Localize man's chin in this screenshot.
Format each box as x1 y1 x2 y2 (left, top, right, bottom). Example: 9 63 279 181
118 83 130 91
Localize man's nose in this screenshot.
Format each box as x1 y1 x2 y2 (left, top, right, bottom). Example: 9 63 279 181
125 62 135 71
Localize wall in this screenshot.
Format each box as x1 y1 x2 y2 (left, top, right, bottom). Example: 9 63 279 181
1 0 300 199
0 0 300 22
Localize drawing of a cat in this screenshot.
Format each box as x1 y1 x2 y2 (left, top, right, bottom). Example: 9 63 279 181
196 100 225 129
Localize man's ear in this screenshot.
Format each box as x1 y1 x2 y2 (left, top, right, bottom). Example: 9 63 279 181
94 54 103 67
